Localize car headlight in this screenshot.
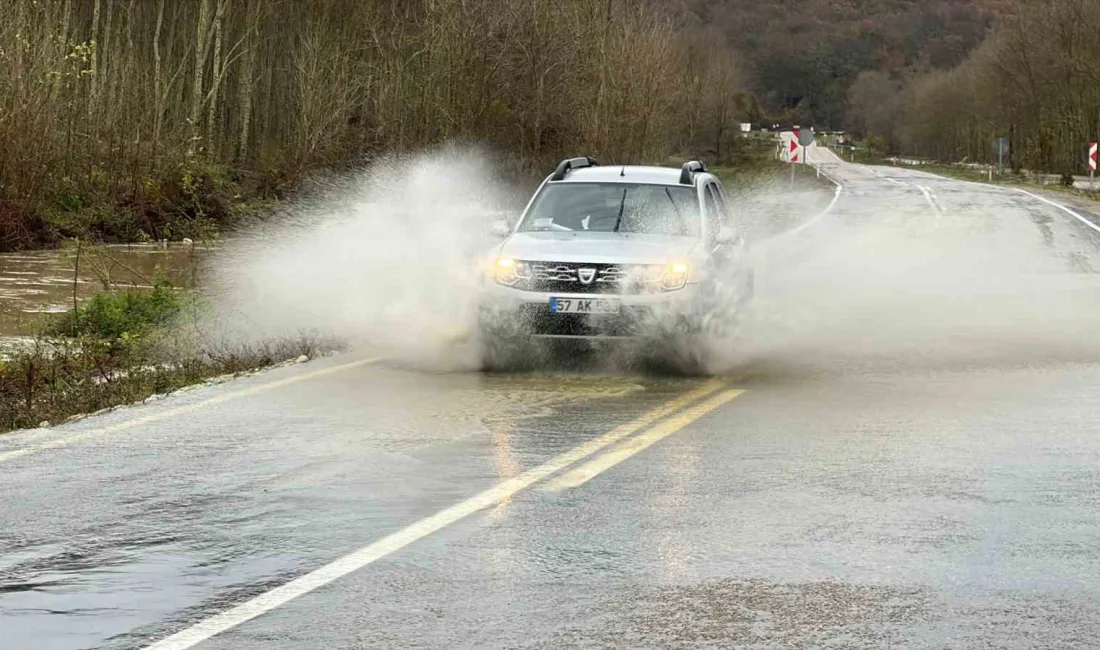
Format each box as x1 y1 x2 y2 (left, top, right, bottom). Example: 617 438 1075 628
641 263 689 291
661 263 689 290
493 257 530 287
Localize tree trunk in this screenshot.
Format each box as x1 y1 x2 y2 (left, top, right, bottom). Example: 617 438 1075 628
101 0 116 185
206 0 229 159
236 0 261 162
189 0 213 156
101 0 115 96
60 0 71 44
88 0 102 117
152 0 166 165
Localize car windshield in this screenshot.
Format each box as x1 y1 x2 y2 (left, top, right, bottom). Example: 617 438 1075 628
518 183 701 237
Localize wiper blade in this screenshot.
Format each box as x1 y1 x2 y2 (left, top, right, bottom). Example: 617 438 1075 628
613 188 627 232
665 187 686 235
664 187 683 218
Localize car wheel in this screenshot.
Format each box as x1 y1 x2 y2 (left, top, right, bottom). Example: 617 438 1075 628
477 321 532 372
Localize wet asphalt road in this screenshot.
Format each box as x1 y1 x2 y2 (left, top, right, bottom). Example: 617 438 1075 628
5 155 1100 649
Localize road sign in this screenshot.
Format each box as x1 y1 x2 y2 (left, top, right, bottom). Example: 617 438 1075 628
993 137 1010 172
1090 142 1097 189
779 130 810 164
798 129 815 147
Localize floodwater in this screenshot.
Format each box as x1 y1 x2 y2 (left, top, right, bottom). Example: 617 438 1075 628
0 244 206 338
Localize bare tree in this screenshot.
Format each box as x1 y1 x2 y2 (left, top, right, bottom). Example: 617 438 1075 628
0 0 754 249
205 0 229 158
188 0 212 155
899 0 1100 173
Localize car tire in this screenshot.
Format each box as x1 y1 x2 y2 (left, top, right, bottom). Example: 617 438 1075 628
477 319 531 372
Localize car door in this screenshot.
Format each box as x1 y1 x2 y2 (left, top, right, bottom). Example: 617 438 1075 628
710 181 753 305
703 181 752 302
704 183 738 261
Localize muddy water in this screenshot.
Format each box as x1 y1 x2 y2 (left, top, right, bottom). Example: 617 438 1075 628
0 244 207 337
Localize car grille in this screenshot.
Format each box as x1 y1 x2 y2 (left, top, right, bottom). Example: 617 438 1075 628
527 262 639 294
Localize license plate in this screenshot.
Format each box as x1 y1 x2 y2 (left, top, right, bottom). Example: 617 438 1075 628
549 297 621 314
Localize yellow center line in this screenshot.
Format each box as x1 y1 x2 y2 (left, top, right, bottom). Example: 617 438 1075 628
141 376 733 650
0 356 384 464
544 388 746 492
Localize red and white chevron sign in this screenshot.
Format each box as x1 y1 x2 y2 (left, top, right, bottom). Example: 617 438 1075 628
1090 142 1097 171
790 136 800 163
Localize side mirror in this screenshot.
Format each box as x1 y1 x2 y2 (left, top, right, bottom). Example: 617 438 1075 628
716 225 737 244
490 220 511 238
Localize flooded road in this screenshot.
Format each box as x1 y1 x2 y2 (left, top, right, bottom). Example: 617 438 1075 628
4 156 1100 648
0 244 205 337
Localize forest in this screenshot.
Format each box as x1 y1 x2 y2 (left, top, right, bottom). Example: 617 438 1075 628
703 0 1098 176
894 0 1100 175
5 0 1087 250
678 0 1006 128
0 0 749 250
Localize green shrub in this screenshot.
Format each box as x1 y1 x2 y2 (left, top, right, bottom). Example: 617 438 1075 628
48 271 181 352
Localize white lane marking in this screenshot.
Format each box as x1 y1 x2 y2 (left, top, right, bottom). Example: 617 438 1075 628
1015 188 1100 234
0 357 384 464
905 166 1052 197
913 184 943 215
925 186 946 214
543 389 745 492
785 170 843 236
141 378 731 650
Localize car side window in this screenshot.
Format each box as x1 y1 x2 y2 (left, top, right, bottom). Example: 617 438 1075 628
703 184 722 243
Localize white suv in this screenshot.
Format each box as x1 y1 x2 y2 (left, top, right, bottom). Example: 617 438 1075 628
478 157 752 366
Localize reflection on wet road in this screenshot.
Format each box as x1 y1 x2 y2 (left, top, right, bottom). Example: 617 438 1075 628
0 361 702 649
4 158 1100 648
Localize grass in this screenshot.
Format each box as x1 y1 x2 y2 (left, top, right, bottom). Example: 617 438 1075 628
46 271 181 346
0 272 336 434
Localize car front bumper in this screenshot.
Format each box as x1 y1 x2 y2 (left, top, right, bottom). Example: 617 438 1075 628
478 282 702 339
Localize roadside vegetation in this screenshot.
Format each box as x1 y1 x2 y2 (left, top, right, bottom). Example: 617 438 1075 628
682 0 999 129
845 0 1100 178
1 0 1033 254
0 0 760 252
0 243 329 433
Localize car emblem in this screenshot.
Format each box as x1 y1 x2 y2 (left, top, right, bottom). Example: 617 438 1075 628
578 268 597 284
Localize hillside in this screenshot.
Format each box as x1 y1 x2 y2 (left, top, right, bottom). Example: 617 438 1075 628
0 0 746 250
676 0 1010 128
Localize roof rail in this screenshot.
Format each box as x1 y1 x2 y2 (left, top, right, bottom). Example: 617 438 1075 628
679 160 707 185
551 156 599 181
